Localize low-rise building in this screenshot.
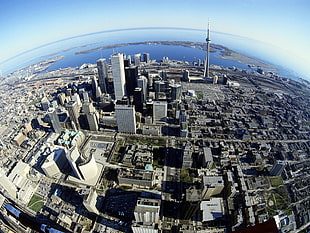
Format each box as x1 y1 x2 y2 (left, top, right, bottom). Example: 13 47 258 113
118 168 154 188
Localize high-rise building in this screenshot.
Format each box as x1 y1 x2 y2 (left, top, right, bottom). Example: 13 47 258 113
182 186 201 220
180 122 188 137
203 22 211 79
160 70 167 80
65 101 80 129
86 113 98 131
125 66 138 96
137 76 148 102
72 93 82 108
170 83 182 101
47 107 62 133
154 80 166 93
133 87 143 113
270 160 286 176
111 53 126 100
153 101 167 123
83 189 99 215
41 96 50 111
183 70 190 81
92 76 102 99
66 146 98 181
82 103 99 131
66 88 73 97
134 53 141 66
41 147 66 178
127 55 132 65
96 58 108 93
82 90 90 102
182 141 193 169
58 93 66 105
115 104 136 134
82 102 95 114
198 59 202 66
202 176 224 200
213 75 218 84
142 53 150 63
133 197 161 223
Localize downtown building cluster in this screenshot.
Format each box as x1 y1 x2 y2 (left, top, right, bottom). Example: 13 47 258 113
0 48 309 233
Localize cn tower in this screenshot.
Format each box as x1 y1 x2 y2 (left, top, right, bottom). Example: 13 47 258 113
203 22 211 79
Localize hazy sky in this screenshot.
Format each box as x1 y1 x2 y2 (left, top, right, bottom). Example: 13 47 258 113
1 0 309 76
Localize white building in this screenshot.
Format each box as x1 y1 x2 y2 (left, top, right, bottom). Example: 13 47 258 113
41 147 66 178
47 107 62 134
111 53 126 100
200 198 223 222
115 105 136 134
83 189 99 215
132 196 161 233
86 112 99 131
72 93 82 108
153 101 167 123
134 197 161 223
65 101 80 129
66 147 98 181
137 76 148 102
134 53 141 66
7 161 37 204
0 170 17 198
83 102 99 131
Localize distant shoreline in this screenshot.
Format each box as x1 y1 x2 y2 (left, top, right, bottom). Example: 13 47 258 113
74 40 277 70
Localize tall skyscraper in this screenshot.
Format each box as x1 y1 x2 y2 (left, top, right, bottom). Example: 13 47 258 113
82 90 90 102
115 104 136 134
65 101 80 129
142 53 150 63
83 103 99 131
47 107 62 133
270 160 286 176
111 53 126 100
92 76 102 99
72 93 82 108
183 70 190 81
153 101 167 123
134 53 141 66
202 176 224 200
83 189 99 215
125 66 138 96
133 197 160 227
154 80 166 93
41 96 50 111
182 186 201 220
58 93 66 106
137 76 148 102
203 22 211 79
133 87 143 113
170 83 182 101
96 58 108 93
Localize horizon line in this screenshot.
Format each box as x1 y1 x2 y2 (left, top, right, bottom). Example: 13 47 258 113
0 26 260 65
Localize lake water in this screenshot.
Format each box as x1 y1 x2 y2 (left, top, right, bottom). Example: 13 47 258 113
0 28 301 80
45 43 251 72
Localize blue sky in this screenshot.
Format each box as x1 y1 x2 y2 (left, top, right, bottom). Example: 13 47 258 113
0 0 309 78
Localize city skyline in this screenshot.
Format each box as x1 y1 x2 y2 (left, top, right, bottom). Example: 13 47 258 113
0 0 309 79
0 35 309 232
